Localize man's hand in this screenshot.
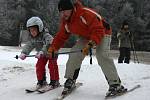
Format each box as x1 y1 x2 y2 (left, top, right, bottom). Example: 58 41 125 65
82 40 96 56
82 46 90 55
48 47 57 58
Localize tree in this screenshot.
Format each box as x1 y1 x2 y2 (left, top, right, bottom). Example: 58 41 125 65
0 0 150 50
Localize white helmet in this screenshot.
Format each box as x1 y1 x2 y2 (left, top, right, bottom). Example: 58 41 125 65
26 17 44 32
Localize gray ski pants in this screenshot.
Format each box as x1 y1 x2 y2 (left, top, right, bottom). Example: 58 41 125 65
64 35 121 85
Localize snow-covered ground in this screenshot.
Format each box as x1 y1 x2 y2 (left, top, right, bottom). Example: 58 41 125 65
0 46 150 100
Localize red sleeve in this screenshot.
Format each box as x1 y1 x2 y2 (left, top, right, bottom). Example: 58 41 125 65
82 11 105 45
89 18 105 44
102 19 112 35
105 27 112 35
51 22 71 51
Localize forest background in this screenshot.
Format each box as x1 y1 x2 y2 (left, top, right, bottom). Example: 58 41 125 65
0 0 150 51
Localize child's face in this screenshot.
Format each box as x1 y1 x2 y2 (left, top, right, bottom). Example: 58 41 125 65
29 26 39 37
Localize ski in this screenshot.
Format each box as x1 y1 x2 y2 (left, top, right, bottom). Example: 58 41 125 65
25 88 40 93
55 82 83 100
37 85 62 93
25 85 48 93
105 84 141 99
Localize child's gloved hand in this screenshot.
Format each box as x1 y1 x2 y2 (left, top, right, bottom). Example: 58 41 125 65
35 51 44 59
19 53 26 60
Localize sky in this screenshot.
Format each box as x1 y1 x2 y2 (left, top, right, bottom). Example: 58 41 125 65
0 46 150 100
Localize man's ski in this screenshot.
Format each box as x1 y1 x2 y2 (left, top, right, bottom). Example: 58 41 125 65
37 85 62 93
105 84 141 99
56 82 83 100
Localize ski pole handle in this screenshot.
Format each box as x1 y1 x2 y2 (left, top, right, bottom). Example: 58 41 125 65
14 55 35 59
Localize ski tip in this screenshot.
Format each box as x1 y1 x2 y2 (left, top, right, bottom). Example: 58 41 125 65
25 89 35 93
37 90 45 94
55 82 83 100
135 84 141 89
137 84 141 87
105 84 141 99
55 96 64 100
131 84 141 89
76 82 83 86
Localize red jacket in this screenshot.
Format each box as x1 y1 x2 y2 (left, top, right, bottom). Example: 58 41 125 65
51 3 111 51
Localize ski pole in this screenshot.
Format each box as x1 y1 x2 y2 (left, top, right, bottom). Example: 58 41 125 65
15 50 82 59
58 50 82 55
15 50 83 59
131 39 139 63
131 41 139 63
89 48 92 65
52 49 93 64
15 49 93 64
51 50 82 58
14 55 35 59
129 33 139 63
60 49 93 65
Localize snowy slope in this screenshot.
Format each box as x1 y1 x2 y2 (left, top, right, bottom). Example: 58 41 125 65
0 46 150 100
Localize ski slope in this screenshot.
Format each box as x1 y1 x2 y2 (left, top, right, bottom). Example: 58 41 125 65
0 46 150 100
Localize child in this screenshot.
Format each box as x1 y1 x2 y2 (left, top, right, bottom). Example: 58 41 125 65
19 17 60 91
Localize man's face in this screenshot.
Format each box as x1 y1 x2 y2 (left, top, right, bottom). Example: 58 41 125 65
29 26 39 37
60 9 72 20
124 25 129 30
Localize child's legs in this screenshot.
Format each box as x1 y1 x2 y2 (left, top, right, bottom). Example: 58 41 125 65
48 58 59 81
36 57 48 82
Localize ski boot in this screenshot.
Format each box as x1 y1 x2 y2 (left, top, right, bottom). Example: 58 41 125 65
37 80 60 93
124 59 130 64
106 84 127 97
62 79 76 95
35 80 47 90
49 80 60 88
25 80 47 93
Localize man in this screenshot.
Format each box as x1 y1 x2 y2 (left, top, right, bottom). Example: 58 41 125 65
19 17 60 91
48 0 127 97
117 21 132 64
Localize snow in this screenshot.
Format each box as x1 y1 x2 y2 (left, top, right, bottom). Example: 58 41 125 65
0 46 150 100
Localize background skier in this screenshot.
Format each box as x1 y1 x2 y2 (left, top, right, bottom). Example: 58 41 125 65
117 21 132 64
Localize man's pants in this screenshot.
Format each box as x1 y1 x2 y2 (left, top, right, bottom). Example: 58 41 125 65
64 35 121 86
